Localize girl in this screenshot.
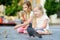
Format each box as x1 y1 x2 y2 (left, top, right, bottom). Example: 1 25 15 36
32 6 51 35
27 6 51 38
15 1 33 33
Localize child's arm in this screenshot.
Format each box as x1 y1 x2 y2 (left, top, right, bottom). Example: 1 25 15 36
14 17 32 29
40 19 48 29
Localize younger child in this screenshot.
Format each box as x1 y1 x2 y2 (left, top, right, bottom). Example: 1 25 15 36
32 6 51 35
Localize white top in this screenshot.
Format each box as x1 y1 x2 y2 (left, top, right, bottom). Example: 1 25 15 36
19 11 33 20
35 15 49 30
30 11 33 17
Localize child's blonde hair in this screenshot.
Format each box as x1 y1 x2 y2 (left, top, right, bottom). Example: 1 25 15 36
34 5 44 14
32 5 44 28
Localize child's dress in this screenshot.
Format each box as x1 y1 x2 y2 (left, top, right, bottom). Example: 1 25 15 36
35 15 49 31
17 11 33 33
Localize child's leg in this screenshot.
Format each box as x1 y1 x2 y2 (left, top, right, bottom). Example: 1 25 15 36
36 29 51 35
23 30 28 34
17 27 24 33
17 26 28 33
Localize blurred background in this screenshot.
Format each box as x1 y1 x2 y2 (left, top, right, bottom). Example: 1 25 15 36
0 0 60 25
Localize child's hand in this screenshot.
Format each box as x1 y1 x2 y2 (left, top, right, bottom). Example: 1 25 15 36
14 24 24 29
14 26 18 29
14 25 20 29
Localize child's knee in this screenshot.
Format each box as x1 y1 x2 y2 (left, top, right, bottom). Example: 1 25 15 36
17 27 24 33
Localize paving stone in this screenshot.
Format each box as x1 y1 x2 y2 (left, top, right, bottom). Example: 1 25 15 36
0 25 60 40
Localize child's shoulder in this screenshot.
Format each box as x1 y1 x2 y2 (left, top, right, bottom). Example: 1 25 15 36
30 11 34 17
30 11 33 14
42 15 49 20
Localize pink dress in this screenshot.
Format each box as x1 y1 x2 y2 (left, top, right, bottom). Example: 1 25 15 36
17 11 33 33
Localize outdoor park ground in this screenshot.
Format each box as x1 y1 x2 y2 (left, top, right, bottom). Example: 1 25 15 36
0 25 60 40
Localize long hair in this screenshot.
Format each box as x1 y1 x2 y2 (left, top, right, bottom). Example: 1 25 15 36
23 1 32 10
32 5 44 28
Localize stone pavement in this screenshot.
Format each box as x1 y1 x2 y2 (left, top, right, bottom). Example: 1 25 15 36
0 25 60 40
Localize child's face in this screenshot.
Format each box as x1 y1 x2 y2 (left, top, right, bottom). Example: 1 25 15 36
23 4 29 12
33 7 43 17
